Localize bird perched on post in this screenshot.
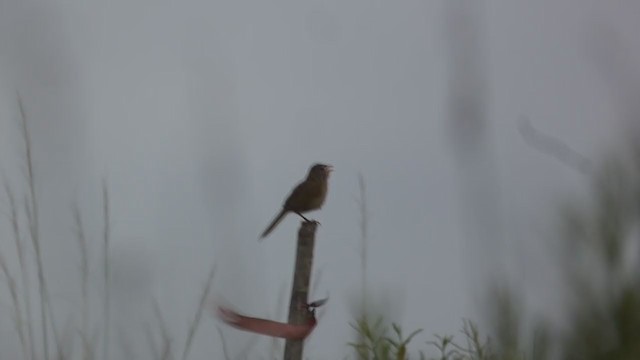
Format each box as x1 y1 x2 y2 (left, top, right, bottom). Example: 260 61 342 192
259 163 333 240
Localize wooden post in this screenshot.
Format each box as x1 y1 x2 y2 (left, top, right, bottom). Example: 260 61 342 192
283 221 318 360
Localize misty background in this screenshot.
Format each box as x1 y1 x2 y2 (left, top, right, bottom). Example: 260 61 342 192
0 0 639 359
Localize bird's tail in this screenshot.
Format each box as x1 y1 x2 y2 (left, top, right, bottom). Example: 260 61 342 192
259 209 288 240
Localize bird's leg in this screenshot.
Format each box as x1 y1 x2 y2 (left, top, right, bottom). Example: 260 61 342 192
294 212 317 224
294 212 311 222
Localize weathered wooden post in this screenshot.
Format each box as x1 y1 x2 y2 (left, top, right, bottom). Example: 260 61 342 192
283 221 318 360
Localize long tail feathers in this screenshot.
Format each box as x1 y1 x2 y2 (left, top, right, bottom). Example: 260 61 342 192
259 209 287 240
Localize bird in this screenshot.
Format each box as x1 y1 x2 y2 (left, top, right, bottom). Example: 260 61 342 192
259 163 333 240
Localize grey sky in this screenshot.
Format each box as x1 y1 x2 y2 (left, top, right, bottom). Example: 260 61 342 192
0 0 639 359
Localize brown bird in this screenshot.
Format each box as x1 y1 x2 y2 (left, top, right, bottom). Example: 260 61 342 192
259 163 333 240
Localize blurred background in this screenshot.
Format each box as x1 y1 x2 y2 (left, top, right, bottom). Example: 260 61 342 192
0 0 639 359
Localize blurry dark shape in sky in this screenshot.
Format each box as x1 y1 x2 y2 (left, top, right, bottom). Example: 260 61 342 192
443 0 506 317
518 116 594 176
444 0 489 156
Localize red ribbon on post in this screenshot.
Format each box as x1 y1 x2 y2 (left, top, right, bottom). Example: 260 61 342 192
217 298 328 340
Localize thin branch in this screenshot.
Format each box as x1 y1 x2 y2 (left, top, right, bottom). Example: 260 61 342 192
18 93 57 360
102 180 111 360
118 326 135 360
152 300 173 360
144 321 161 360
4 180 34 360
233 333 258 360
181 263 217 360
72 202 91 360
56 316 76 360
77 328 97 360
0 253 28 359
216 326 231 360
270 282 288 359
357 173 368 317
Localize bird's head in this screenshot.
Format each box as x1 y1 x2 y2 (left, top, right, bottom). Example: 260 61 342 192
308 163 333 181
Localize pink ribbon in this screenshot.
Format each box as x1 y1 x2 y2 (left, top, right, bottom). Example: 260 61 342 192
217 298 327 340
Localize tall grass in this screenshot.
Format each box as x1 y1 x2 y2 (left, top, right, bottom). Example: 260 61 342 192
1 97 219 360
19 94 58 360
3 180 34 360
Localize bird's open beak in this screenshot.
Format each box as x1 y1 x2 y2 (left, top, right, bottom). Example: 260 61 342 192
325 165 333 173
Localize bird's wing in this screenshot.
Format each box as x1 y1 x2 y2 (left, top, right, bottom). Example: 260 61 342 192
284 180 321 210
